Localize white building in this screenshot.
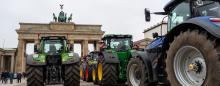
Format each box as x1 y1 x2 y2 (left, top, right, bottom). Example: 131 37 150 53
143 22 167 39
134 22 167 48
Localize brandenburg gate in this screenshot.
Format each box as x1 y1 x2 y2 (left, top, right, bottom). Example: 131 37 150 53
15 5 104 72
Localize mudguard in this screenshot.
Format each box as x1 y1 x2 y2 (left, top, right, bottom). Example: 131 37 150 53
131 50 154 81
168 16 220 40
101 51 119 64
26 55 46 66
62 53 80 65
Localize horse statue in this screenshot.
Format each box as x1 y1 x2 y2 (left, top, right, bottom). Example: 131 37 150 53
53 13 57 22
68 14 72 22
64 13 67 22
58 11 67 22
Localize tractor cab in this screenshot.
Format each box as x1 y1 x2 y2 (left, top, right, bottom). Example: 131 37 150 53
146 0 220 31
166 0 220 30
101 34 133 51
40 36 68 55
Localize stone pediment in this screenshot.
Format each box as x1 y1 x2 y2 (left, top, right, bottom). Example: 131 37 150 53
49 22 75 30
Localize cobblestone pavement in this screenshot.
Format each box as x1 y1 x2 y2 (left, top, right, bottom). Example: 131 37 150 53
0 79 98 86
0 79 26 86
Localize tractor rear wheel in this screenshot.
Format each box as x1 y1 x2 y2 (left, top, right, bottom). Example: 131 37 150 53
97 59 118 86
64 62 80 86
26 65 45 86
127 57 150 86
166 30 219 86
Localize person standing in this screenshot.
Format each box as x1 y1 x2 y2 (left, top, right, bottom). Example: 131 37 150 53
3 71 9 84
1 71 5 83
17 73 22 83
9 72 13 84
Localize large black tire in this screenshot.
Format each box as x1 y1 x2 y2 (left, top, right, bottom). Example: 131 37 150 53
166 30 219 86
64 62 80 86
26 65 44 86
127 57 150 86
86 64 93 82
98 59 118 86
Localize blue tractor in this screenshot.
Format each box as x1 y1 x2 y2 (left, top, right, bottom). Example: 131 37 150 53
127 0 220 86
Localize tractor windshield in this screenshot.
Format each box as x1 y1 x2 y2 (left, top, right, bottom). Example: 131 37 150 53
43 40 66 54
195 1 220 17
109 38 131 51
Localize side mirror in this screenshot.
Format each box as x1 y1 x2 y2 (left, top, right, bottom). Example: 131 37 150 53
152 32 159 38
145 8 151 22
34 44 38 53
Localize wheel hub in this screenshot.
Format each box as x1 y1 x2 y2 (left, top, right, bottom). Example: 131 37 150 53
135 70 141 80
174 46 207 86
188 61 203 73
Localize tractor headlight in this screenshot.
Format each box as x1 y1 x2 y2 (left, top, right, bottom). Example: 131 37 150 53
42 59 45 63
68 53 74 57
33 54 38 59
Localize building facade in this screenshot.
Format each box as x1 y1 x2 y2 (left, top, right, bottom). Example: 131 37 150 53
143 22 167 39
0 48 17 72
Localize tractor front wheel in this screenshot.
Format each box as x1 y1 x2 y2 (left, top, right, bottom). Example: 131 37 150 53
26 65 45 86
127 57 150 86
97 60 118 86
64 62 80 86
166 30 219 86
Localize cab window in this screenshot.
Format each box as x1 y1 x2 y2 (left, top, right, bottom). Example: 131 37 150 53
168 2 191 30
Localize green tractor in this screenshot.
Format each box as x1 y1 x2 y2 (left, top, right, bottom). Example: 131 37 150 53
96 34 135 86
26 36 80 86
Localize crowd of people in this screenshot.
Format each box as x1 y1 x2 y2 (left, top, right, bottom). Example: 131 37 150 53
0 71 26 84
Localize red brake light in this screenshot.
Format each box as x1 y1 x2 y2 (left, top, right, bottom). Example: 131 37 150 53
209 18 220 22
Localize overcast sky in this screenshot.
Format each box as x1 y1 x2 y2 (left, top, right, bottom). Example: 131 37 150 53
0 0 169 54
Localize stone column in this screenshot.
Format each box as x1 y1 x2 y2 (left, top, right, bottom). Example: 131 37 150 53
0 55 3 72
34 39 40 49
69 40 74 52
10 55 14 72
82 40 88 57
23 43 27 72
81 42 83 57
16 39 25 72
95 41 100 51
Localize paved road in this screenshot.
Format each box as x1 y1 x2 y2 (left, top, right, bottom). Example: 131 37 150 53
0 79 98 86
